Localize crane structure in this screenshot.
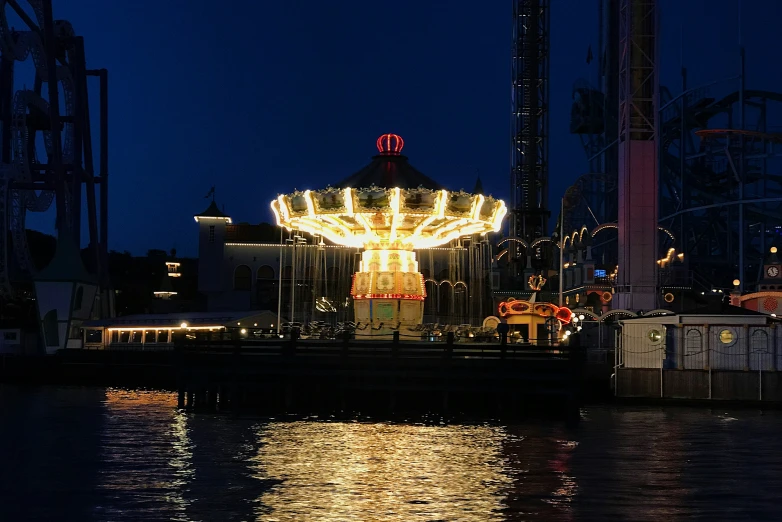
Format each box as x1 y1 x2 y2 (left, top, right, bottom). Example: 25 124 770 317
510 0 550 254
0 0 111 314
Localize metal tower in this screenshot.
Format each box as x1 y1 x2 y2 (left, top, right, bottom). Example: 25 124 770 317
614 0 658 310
510 0 550 244
0 0 111 315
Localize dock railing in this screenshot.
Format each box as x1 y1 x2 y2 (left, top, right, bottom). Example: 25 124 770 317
174 329 581 362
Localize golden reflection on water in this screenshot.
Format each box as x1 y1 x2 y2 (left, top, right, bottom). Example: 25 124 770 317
5 387 782 520
250 421 515 521
97 391 580 521
100 389 194 520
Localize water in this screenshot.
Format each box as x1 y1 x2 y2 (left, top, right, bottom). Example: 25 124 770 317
1 386 781 521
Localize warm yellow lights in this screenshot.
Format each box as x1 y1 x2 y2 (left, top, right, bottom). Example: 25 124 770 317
107 325 225 332
772 246 778 254
360 249 418 272
165 262 181 267
270 186 506 250
193 215 232 224
733 279 741 287
303 190 316 218
657 247 679 267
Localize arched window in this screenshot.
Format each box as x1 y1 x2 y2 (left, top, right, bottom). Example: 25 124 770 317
257 265 275 280
424 280 438 317
74 286 84 311
751 329 770 354
234 265 252 290
685 329 702 355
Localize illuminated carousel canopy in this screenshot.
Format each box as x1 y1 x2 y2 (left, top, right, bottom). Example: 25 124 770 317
271 134 507 250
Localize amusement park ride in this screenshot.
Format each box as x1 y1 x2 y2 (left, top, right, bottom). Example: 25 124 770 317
0 0 110 348
3 0 778 354
501 0 661 310
272 134 508 337
566 0 782 299
505 0 782 312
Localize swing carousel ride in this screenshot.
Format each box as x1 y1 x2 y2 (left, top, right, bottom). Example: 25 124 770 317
272 134 507 337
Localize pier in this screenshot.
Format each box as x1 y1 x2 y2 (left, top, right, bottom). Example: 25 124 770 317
1 334 586 417
173 333 585 416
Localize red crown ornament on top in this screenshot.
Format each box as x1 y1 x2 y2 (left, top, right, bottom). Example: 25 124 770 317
376 133 405 155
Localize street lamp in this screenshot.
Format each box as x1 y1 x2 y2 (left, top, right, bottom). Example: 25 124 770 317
558 197 565 307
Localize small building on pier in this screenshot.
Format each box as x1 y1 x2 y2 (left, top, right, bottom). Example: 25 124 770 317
615 307 782 402
77 310 281 350
618 309 781 370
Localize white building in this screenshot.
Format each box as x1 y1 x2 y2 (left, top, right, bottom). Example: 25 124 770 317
618 310 782 371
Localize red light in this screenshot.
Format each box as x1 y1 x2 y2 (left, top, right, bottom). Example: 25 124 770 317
376 133 404 155
353 293 425 301
497 299 573 324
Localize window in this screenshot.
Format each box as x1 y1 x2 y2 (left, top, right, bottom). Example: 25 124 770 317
234 265 252 290
144 330 156 343
3 331 17 341
685 329 702 354
85 330 102 343
257 265 275 280
131 331 142 343
751 330 769 354
209 225 215 243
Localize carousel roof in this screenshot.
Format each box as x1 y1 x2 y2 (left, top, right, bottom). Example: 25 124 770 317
270 134 507 249
335 134 442 190
335 153 443 190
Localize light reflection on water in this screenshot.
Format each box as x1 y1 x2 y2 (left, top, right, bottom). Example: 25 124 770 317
251 422 516 520
1 386 782 521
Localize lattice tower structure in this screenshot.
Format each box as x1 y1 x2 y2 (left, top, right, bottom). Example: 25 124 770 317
0 0 111 314
510 0 550 251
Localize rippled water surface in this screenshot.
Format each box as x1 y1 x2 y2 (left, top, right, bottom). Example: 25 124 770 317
1 386 782 521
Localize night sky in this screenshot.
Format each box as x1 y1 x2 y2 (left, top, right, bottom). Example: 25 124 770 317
16 0 782 256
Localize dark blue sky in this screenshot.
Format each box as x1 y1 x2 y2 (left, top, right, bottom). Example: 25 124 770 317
18 0 782 255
